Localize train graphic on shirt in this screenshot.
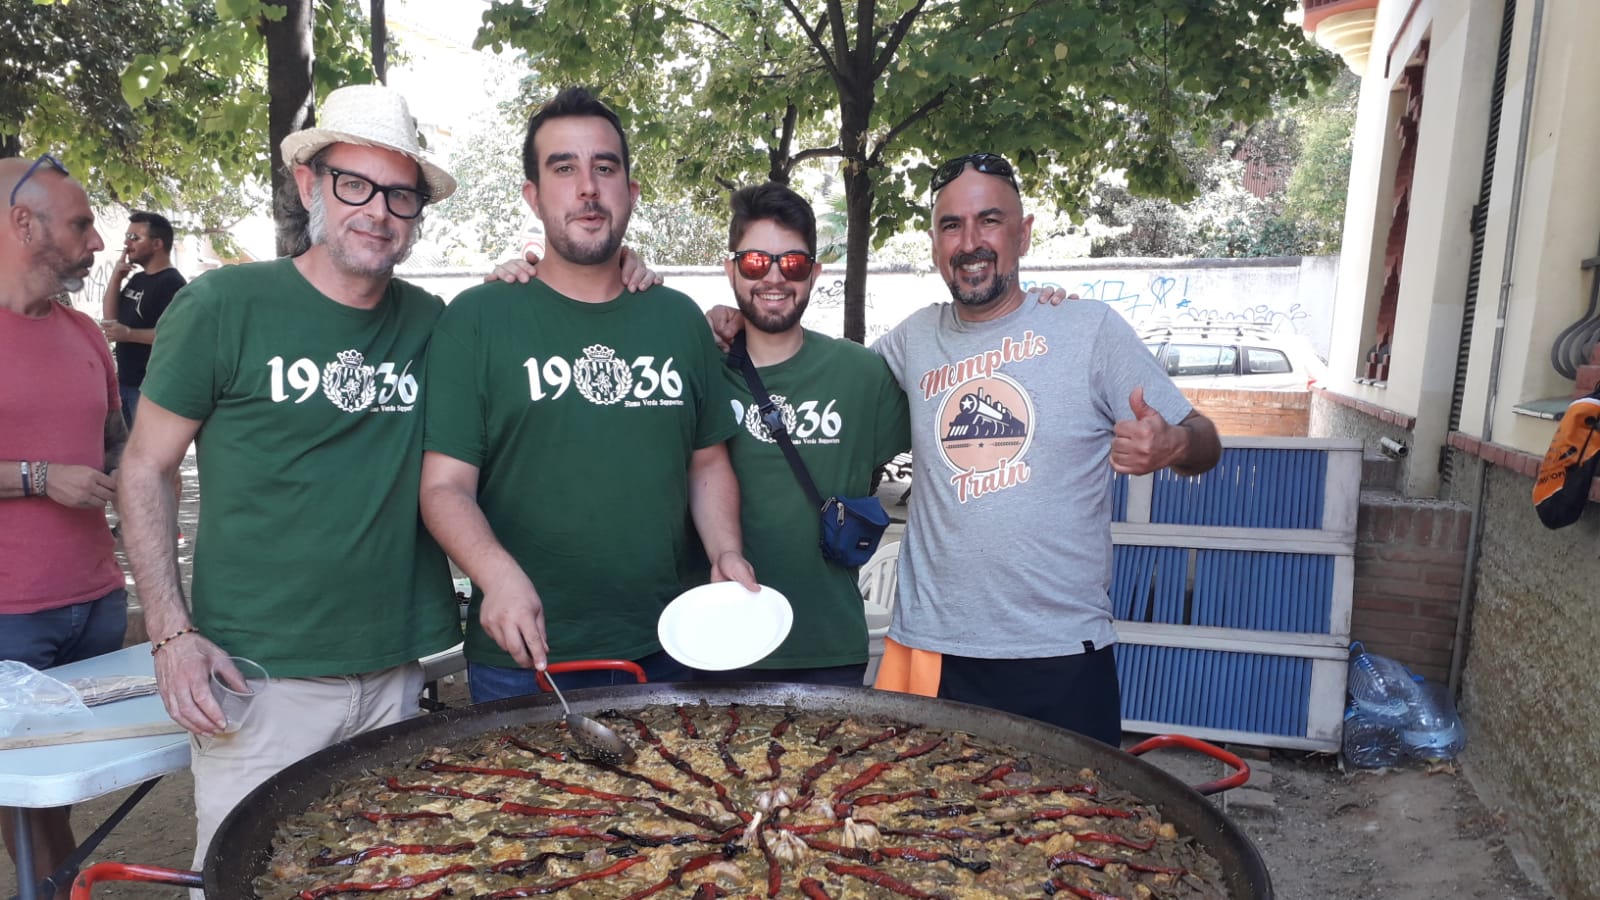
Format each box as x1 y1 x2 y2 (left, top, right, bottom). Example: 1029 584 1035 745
943 387 1029 441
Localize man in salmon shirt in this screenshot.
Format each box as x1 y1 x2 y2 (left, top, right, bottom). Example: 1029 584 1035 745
0 152 124 897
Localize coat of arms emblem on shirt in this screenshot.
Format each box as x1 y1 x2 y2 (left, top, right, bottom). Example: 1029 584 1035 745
574 344 633 405
740 394 798 444
322 349 377 413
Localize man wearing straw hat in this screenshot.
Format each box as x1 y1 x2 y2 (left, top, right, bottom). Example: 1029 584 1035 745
117 83 467 877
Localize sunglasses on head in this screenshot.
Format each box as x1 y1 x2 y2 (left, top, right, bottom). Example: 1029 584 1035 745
9 153 69 207
930 153 1019 195
729 249 816 282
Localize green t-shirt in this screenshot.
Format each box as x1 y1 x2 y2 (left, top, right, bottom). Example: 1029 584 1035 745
423 280 738 666
140 258 458 678
720 331 910 668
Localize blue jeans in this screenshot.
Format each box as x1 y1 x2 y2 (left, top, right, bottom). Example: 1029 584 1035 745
118 384 141 427
469 650 692 703
690 663 867 687
0 589 128 669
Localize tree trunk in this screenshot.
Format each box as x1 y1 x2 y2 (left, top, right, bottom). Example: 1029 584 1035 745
372 0 387 84
264 0 315 257
841 160 872 344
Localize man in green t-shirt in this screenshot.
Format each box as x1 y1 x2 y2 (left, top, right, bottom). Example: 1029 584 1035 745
420 87 755 701
693 183 910 686
118 84 464 876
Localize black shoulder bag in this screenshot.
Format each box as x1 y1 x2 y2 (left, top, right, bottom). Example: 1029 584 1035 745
727 332 890 566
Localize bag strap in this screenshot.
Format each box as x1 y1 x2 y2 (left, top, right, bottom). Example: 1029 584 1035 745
727 332 826 511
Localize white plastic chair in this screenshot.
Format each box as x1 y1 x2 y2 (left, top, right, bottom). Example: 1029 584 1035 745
857 541 901 684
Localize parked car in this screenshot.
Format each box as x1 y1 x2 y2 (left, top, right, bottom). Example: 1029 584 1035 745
1140 321 1326 391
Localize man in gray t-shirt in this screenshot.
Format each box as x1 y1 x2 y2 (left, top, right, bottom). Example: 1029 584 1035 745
871 154 1222 744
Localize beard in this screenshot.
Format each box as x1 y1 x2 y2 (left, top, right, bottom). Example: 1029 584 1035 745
308 186 421 277
944 248 1013 308
737 284 810 334
33 227 93 294
545 201 628 266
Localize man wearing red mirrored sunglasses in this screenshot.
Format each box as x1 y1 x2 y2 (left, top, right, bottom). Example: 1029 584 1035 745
689 182 910 686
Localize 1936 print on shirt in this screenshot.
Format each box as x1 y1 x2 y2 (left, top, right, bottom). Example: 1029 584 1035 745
522 344 687 408
266 348 420 414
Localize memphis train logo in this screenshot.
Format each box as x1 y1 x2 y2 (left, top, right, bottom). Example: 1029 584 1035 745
935 373 1035 502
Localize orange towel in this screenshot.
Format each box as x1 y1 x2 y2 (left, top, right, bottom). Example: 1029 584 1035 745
872 637 943 697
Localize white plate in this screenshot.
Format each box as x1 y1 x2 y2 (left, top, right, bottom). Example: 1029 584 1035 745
658 582 793 671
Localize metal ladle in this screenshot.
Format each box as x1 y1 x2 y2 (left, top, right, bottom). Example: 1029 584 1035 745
542 670 637 765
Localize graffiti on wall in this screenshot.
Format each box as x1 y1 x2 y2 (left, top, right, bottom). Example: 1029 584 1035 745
1020 272 1313 337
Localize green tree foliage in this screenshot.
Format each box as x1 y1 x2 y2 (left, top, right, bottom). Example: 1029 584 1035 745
478 0 1337 340
3 0 372 247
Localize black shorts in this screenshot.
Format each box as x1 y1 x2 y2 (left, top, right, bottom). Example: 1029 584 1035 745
936 644 1122 745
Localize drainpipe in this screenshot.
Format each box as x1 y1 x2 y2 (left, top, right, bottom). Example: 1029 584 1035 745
1449 0 1544 697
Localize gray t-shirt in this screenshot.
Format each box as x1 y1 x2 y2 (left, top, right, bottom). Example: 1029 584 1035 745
873 293 1192 658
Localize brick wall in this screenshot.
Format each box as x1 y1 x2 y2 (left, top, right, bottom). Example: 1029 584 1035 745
1181 388 1310 437
1352 495 1471 682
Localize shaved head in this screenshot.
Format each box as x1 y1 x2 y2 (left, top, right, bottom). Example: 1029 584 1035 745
1 155 105 314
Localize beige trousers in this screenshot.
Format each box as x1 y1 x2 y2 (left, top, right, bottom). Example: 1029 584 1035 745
188 662 423 895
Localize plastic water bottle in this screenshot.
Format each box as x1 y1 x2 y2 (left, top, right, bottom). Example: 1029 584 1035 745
1401 677 1467 760
1342 704 1403 768
1347 644 1420 725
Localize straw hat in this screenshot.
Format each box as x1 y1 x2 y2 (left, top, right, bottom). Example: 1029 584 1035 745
279 84 457 202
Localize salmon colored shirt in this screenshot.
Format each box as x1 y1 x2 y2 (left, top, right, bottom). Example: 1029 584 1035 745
0 302 122 613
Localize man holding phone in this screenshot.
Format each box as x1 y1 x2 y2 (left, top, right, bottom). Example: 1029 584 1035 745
100 212 185 427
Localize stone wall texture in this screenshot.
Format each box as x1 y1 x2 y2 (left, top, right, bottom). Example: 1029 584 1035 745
1460 464 1600 898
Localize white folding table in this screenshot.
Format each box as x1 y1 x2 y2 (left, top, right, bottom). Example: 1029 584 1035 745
0 644 190 900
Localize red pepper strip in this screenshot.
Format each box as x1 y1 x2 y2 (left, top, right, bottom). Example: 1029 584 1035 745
312 841 474 867
676 706 700 738
718 743 747 779
830 761 892 803
756 826 782 898
879 846 991 873
1014 830 1154 851
798 878 834 900
979 783 1098 800
605 827 724 847
722 705 743 741
844 788 937 813
971 762 1015 785
627 716 662 745
497 802 617 818
822 862 949 899
349 810 454 823
418 759 540 779
771 712 797 739
1047 850 1186 876
799 749 840 794
754 741 785 782
642 797 727 832
489 826 618 842
527 774 642 803
384 777 500 803
652 745 747 819
893 736 947 761
587 762 680 795
618 849 725 900
798 837 878 863
504 735 568 761
880 827 1014 842
841 726 906 758
296 863 474 899
814 719 843 744
1043 881 1126 900
1028 807 1136 821
477 855 650 899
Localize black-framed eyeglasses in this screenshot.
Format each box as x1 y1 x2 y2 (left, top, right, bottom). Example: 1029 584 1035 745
930 153 1019 195
9 153 68 207
317 165 430 219
729 249 816 282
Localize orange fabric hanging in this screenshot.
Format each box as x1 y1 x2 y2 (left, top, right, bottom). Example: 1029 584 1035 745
872 637 943 697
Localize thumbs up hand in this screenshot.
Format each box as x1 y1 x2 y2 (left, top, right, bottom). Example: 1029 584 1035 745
1111 387 1188 474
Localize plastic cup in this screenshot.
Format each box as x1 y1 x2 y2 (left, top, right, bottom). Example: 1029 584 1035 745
210 656 268 733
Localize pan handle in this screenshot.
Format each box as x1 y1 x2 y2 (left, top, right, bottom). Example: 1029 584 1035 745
71 862 203 899
536 659 649 693
1125 734 1252 796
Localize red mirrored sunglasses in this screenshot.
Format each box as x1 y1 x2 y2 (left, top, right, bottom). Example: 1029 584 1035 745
730 249 816 282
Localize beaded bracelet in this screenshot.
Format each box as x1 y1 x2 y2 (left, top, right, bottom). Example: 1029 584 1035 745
31 460 47 498
150 626 201 655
